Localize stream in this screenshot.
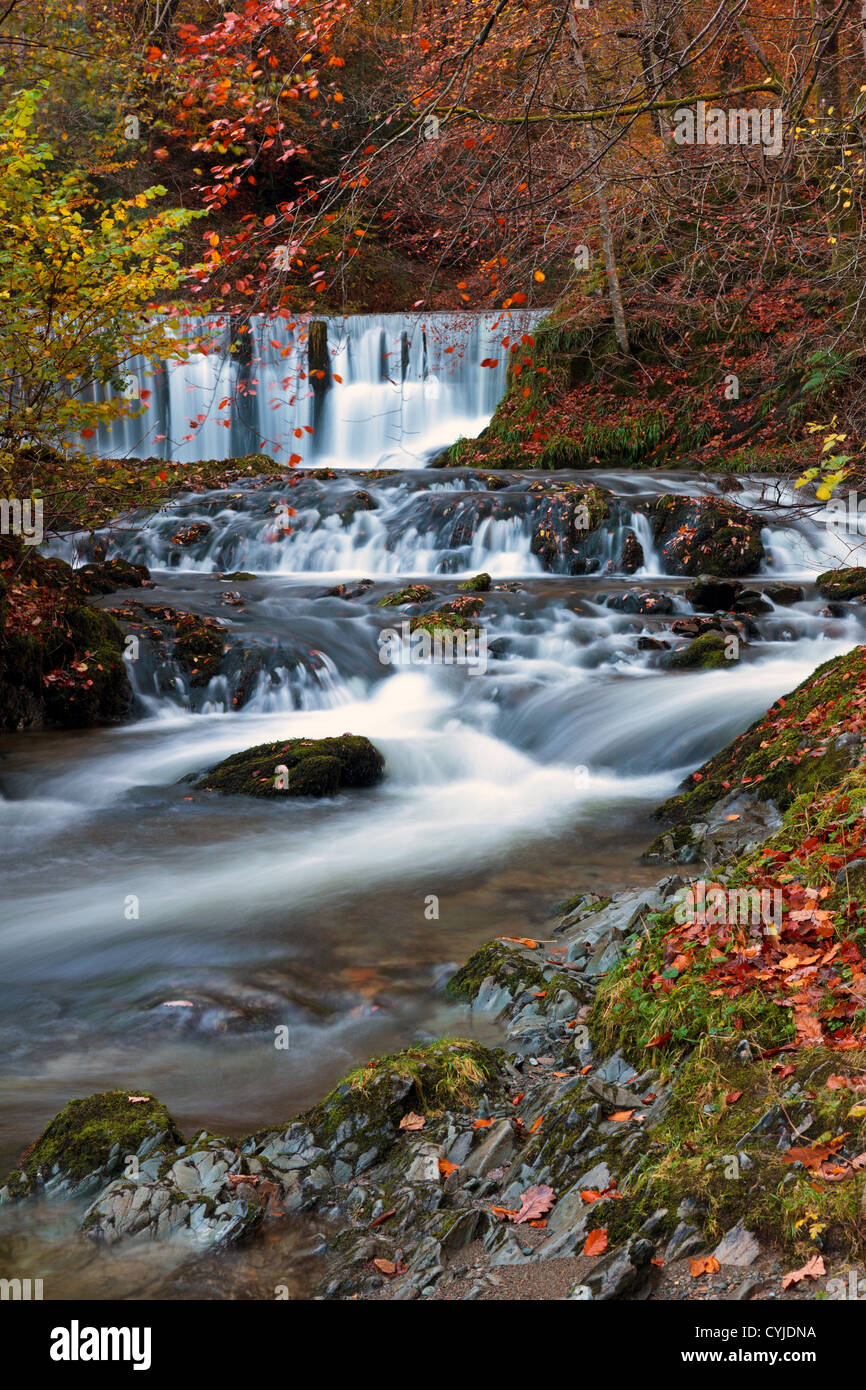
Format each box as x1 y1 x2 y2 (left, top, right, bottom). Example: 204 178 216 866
1 311 864 1297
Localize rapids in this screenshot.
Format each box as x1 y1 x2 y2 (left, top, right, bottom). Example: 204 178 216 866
1 311 865 1295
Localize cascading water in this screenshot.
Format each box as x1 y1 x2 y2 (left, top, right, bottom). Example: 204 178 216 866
3 312 866 1299
88 310 537 468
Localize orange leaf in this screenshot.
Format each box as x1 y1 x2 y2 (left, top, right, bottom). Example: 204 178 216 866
584 1228 608 1257
689 1256 720 1278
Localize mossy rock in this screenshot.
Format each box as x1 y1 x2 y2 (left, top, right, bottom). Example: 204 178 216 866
446 941 548 1003
377 584 435 607
41 605 131 728
660 632 730 670
75 558 151 596
172 613 227 686
458 572 492 592
305 1039 499 1147
650 495 764 577
194 734 385 798
2 1090 181 1199
604 1043 866 1259
816 568 866 602
408 611 480 638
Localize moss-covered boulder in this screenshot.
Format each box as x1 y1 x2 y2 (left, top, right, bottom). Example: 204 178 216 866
458 572 491 592
530 484 611 572
1 1091 181 1203
75 557 152 595
377 584 435 607
650 496 764 577
447 941 548 1004
816 567 866 602
172 612 228 686
303 1039 497 1145
660 632 730 670
408 610 480 639
194 734 385 798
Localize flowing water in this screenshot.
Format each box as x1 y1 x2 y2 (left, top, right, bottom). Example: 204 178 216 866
2 311 865 1296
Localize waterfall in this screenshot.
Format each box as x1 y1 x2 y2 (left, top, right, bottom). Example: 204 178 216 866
88 310 537 469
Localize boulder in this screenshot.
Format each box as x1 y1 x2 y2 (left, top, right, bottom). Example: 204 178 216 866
194 734 385 798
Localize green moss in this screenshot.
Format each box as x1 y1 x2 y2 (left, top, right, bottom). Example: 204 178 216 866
408 611 480 638
458 573 491 593
172 613 227 686
305 1039 499 1146
656 646 866 825
816 568 866 602
660 632 730 671
194 733 385 798
3 1091 181 1195
377 584 435 606
446 941 548 1003
622 1044 866 1258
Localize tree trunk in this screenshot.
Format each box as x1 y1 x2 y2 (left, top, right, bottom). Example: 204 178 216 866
568 10 630 355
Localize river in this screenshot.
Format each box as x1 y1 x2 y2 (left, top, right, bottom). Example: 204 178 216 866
0 311 863 1296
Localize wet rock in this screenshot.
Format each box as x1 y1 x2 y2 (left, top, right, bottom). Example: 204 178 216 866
606 590 673 615
816 567 866 602
322 579 374 600
765 582 805 606
649 495 764 577
712 1220 761 1267
193 733 385 798
461 1121 514 1180
685 575 742 611
620 529 644 574
732 588 772 616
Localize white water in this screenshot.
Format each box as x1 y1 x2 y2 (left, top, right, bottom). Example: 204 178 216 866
89 311 537 469
3 312 866 1245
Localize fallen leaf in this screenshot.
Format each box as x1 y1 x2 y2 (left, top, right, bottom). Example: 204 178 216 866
528 1114 544 1135
513 1184 556 1225
783 1136 847 1169
438 1159 459 1177
584 1228 608 1257
725 1091 744 1106
689 1256 720 1278
369 1208 396 1227
781 1254 825 1289
372 1258 397 1277
399 1111 425 1131
473 1118 496 1129
610 1110 635 1122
